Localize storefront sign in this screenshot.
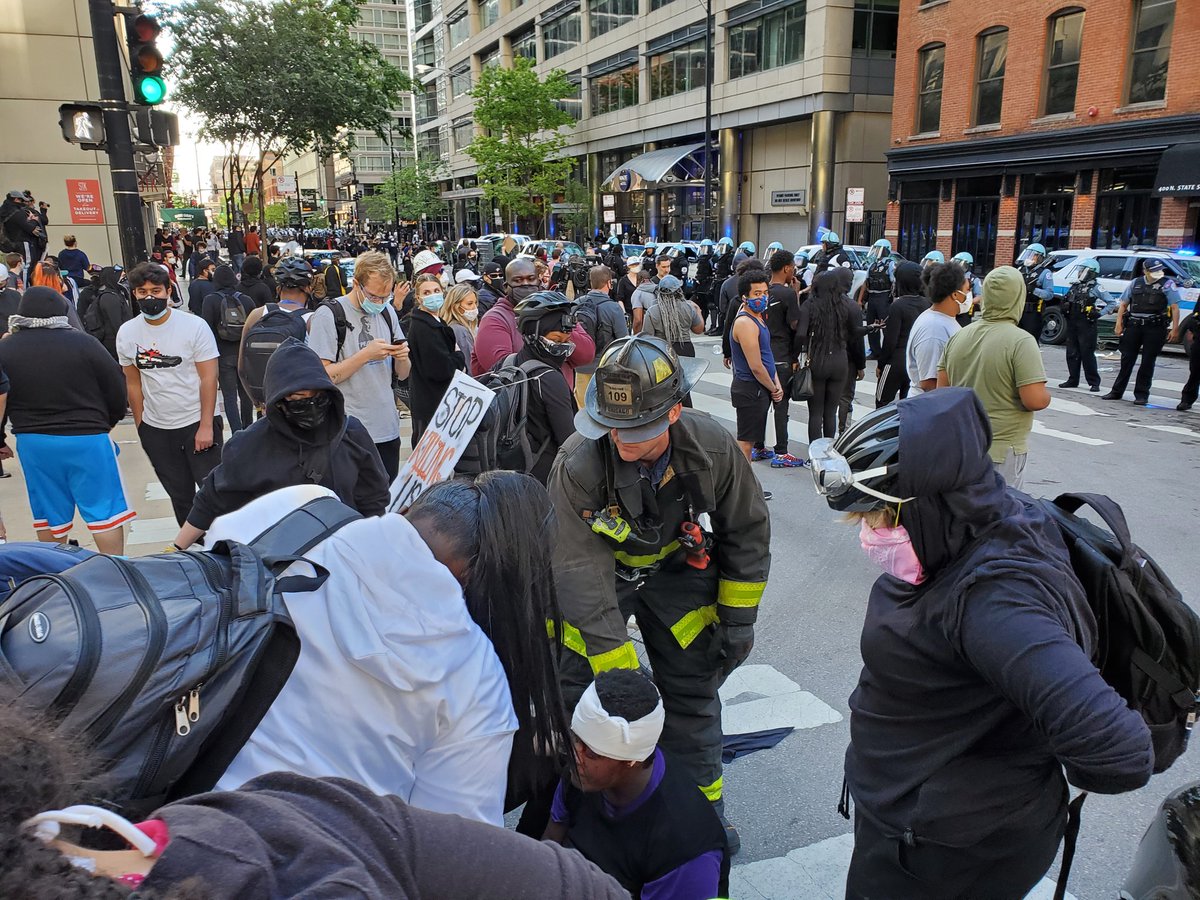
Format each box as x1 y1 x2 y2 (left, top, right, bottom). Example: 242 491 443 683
617 170 633 192
1154 144 1200 196
388 371 494 513
66 179 104 225
770 190 806 206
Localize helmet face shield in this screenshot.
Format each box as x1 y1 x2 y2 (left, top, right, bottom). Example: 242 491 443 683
809 438 909 506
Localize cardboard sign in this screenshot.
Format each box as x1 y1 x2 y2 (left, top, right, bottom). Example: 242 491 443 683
387 370 494 513
67 179 104 225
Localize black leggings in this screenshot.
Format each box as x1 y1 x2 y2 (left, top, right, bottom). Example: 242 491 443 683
808 372 846 441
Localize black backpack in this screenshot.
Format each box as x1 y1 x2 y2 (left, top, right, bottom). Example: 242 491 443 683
216 290 250 342
307 296 397 361
0 496 361 819
238 305 308 406
83 288 130 341
1041 492 1200 772
456 354 555 476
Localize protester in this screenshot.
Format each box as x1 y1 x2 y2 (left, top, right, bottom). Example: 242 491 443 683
0 288 131 552
545 670 729 899
0 264 19 334
201 265 256 433
875 261 927 407
407 274 466 443
729 268 783 472
117 262 222 526
188 256 218 315
572 264 629 407
939 265 1050 490
794 268 870 442
238 254 274 307
614 257 641 315
478 260 504 313
511 292 579 484
226 225 246 274
809 390 1152 899
57 235 89 283
245 223 261 257
440 282 479 365
905 261 964 395
759 250 805 466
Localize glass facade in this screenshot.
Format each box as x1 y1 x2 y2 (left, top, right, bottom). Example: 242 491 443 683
479 0 500 29
413 0 437 29
650 38 708 99
851 0 898 59
590 0 637 38
450 65 473 99
897 180 939 261
728 1 805 79
415 34 438 67
1128 0 1173 104
1044 10 1083 116
590 61 638 116
416 89 439 124
556 74 583 121
480 45 501 70
1092 168 1161 249
915 44 944 134
1016 174 1074 254
543 12 581 58
512 27 537 61
973 29 1006 126
448 11 471 48
453 119 475 151
952 176 1001 273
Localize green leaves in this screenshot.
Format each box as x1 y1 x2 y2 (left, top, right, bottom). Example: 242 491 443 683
361 156 447 224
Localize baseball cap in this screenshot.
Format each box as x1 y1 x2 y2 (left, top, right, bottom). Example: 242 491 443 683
1142 258 1165 273
483 261 503 276
626 256 643 268
455 269 482 284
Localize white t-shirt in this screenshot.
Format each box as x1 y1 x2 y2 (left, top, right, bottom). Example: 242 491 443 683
117 310 219 429
905 308 961 395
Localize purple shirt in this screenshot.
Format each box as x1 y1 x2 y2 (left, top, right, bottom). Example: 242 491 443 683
551 749 723 900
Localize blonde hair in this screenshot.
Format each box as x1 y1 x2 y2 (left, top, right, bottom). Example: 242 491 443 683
63 235 77 247
413 273 441 295
441 284 478 332
353 250 396 286
846 507 900 529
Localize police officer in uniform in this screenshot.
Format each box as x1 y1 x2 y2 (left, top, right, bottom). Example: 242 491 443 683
665 244 687 282
1016 242 1054 344
548 335 771 855
696 239 718 334
602 236 628 285
951 251 983 327
857 239 896 359
813 231 853 273
1058 258 1109 393
1103 258 1181 405
712 237 735 331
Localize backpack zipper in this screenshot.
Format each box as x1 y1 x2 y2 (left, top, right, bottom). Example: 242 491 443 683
131 707 175 799
183 551 232 670
37 574 102 716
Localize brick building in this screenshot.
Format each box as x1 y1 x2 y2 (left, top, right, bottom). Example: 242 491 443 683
884 0 1199 273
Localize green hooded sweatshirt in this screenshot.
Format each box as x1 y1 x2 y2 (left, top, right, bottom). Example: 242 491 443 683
939 266 1047 462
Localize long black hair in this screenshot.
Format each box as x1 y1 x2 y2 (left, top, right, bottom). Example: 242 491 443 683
406 472 571 790
809 268 853 359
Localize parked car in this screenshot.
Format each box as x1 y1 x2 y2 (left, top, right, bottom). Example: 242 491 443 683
519 240 586 259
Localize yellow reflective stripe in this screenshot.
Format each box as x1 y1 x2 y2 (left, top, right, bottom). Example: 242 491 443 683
589 641 640 674
717 579 766 609
546 619 588 658
613 540 681 569
698 776 723 801
670 603 720 649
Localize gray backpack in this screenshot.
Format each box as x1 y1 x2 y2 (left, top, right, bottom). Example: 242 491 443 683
0 496 360 818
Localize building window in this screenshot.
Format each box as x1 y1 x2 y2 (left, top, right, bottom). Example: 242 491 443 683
480 0 499 29
480 45 501 70
1043 9 1084 116
650 0 675 8
650 36 708 100
416 89 439 124
915 43 944 134
413 0 437 29
1128 0 1173 104
543 12 581 58
415 34 438 68
852 0 898 59
448 10 471 48
897 179 939 261
512 27 537 61
590 59 639 116
1092 167 1161 249
590 0 637 38
1016 173 1074 256
728 0 806 80
450 66 473 98
360 7 403 28
556 74 583 120
952 176 1001 273
453 119 475 151
973 29 1007 126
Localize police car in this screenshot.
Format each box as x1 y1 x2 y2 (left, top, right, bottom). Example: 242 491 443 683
796 244 906 297
1040 247 1199 351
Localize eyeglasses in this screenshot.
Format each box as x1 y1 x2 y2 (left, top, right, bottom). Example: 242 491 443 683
357 280 394 304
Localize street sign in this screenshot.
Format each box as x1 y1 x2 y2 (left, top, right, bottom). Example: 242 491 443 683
493 208 502 225
846 187 865 204
846 204 864 223
58 104 105 148
603 209 616 224
771 189 806 206
275 175 297 195
66 179 104 225
602 194 616 208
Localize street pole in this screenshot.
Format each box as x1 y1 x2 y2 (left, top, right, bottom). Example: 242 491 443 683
88 0 147 267
390 121 400 236
702 0 713 240
295 169 304 242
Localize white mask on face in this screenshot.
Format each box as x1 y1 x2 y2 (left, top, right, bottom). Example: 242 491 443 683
1144 269 1163 283
958 292 974 315
463 308 479 321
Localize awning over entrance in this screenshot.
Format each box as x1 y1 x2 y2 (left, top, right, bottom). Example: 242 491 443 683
1154 143 1200 196
602 143 709 191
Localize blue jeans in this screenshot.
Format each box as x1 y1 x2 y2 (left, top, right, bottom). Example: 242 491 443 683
230 253 245 274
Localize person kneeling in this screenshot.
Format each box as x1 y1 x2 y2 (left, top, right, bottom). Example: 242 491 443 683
545 669 729 900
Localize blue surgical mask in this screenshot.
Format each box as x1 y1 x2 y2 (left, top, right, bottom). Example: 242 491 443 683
422 293 445 313
360 298 388 315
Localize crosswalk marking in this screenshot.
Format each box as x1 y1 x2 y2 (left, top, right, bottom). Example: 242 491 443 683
720 664 843 735
1129 422 1200 437
1031 421 1112 446
128 516 179 546
144 482 169 502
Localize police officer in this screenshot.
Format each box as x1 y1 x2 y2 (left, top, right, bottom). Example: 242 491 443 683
733 240 756 269
1058 258 1109 393
664 244 687 282
712 237 735 330
548 335 771 855
857 239 896 359
1103 258 1181 405
696 239 718 334
762 240 784 262
1016 242 1054 344
920 249 944 270
951 251 983 327
813 231 853 273
602 235 627 284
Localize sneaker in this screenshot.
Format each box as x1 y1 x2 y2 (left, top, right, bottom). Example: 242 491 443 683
762 489 773 501
1058 381 1079 389
750 448 775 462
1101 392 1123 400
1177 401 1193 411
770 453 809 468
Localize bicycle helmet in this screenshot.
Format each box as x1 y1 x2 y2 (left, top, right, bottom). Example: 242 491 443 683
274 256 314 288
951 251 974 266
809 403 901 513
514 290 576 337
922 250 945 265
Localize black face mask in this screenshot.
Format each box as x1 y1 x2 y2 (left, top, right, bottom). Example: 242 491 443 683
279 393 332 430
138 296 168 317
508 283 538 304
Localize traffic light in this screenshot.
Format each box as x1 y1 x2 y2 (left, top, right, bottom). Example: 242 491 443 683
126 13 166 106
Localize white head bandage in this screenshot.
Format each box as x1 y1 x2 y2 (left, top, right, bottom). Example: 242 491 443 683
571 679 665 762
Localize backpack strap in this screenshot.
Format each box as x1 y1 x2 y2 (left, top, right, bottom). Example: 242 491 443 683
1051 493 1134 558
1052 792 1087 900
248 496 362 576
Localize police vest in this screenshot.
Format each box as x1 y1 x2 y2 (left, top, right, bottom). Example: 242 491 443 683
1021 267 1042 313
1064 283 1101 319
866 260 892 294
1129 278 1169 317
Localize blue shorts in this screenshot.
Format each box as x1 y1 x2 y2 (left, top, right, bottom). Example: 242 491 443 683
17 433 136 538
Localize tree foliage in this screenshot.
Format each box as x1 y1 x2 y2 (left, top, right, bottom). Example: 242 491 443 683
466 57 577 234
160 0 411 234
362 156 447 226
263 201 292 228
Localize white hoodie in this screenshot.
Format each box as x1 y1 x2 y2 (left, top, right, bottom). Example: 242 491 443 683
210 485 518 826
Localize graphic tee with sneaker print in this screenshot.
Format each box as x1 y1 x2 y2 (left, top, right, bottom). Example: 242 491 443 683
117 310 219 429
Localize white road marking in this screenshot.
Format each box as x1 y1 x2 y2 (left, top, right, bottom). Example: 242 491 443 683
719 664 842 735
1048 396 1112 417
729 832 1075 900
144 482 169 502
128 516 179 546
1031 421 1111 445
1129 422 1200 437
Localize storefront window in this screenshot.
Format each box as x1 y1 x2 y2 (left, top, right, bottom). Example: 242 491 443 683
952 176 1001 273
1043 10 1083 116
590 59 639 116
851 0 898 59
1128 0 1173 104
590 0 637 37
650 37 708 100
728 0 805 79
897 180 939 261
973 29 1007 127
1092 168 1161 249
1016 173 1074 256
543 12 581 58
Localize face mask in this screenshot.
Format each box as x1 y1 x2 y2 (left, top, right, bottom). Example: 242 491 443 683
421 292 445 313
360 298 388 315
509 283 539 304
1145 270 1162 283
859 519 926 585
463 307 479 322
958 292 973 315
538 336 574 359
139 297 168 319
744 295 769 314
279 393 332 430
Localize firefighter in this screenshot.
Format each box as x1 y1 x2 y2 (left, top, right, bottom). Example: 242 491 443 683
548 335 771 856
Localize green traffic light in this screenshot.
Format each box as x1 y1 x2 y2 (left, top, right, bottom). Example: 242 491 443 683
137 75 167 105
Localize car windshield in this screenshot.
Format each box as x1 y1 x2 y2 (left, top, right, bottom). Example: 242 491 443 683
1170 257 1200 282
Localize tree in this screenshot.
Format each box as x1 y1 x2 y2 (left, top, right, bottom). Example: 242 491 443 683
560 180 593 244
466 57 577 236
362 155 447 227
162 0 411 237
263 201 292 228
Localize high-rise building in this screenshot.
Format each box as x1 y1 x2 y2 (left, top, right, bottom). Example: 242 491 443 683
885 0 1200 269
417 0 899 246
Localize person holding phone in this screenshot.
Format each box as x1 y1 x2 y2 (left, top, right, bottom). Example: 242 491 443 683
406 274 465 444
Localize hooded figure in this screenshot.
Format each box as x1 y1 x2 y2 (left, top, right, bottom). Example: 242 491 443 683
842 388 1152 899
875 261 928 407
179 340 389 541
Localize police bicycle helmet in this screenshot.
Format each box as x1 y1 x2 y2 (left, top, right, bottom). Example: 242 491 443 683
809 403 901 513
275 256 314 288
765 241 784 255
951 251 974 267
922 250 945 265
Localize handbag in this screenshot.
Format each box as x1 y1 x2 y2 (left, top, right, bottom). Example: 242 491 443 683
791 354 814 402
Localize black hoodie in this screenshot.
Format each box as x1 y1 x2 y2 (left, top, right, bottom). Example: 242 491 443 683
847 389 1151 849
185 340 389 531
